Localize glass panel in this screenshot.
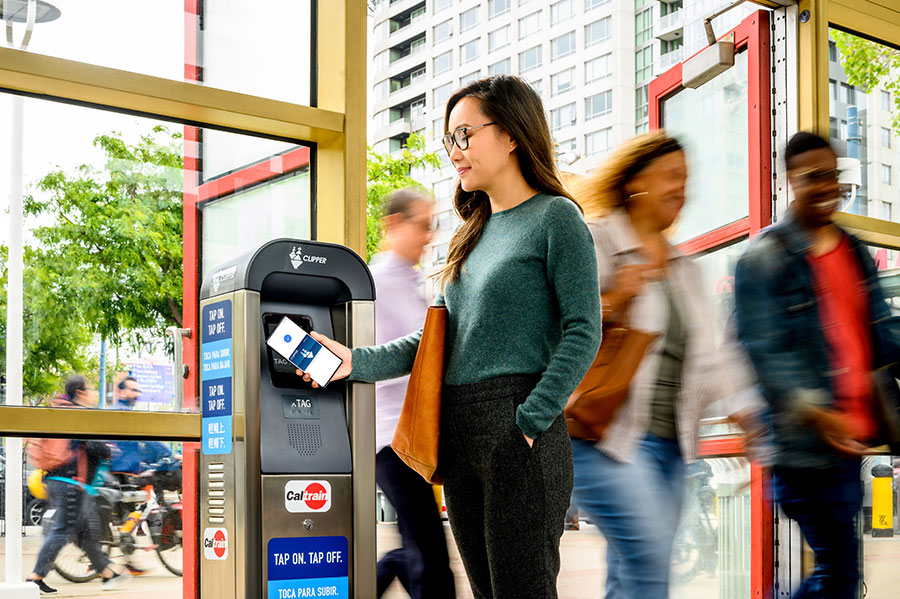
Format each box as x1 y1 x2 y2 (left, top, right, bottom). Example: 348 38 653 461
1 0 313 106
0 92 312 412
201 170 311 276
828 29 900 224
859 455 900 597
0 435 187 595
671 458 752 598
692 239 749 342
661 50 750 244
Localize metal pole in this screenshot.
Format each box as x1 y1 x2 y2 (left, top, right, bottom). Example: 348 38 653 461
99 338 107 409
5 91 26 586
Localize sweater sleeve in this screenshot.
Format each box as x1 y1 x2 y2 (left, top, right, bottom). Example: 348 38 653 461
348 329 423 382
515 199 603 438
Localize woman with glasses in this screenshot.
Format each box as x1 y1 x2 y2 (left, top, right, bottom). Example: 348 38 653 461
296 75 602 598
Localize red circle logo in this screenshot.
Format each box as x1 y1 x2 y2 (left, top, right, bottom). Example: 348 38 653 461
304 482 328 510
213 529 227 558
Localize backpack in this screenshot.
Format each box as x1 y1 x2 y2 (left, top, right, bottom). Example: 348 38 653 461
26 438 77 472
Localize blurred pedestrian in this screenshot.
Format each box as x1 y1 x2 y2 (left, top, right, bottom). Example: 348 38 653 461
370 187 456 599
734 131 900 599
571 131 763 599
297 74 602 598
27 375 132 594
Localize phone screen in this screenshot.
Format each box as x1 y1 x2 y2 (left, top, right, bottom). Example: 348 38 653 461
266 317 343 387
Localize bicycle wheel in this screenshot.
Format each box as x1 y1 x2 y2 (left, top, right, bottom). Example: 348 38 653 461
53 518 114 583
155 506 183 577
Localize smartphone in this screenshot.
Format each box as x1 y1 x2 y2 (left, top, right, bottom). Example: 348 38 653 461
266 316 343 387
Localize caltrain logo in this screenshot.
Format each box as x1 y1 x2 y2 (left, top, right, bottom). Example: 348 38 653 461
203 527 228 560
285 480 332 513
288 246 328 270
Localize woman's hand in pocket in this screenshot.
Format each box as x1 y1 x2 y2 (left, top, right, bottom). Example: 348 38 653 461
294 332 353 388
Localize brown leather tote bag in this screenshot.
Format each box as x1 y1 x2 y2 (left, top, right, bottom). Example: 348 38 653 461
565 321 657 441
391 305 446 484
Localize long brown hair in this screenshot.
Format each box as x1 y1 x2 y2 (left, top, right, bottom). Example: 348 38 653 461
436 75 578 288
573 130 683 221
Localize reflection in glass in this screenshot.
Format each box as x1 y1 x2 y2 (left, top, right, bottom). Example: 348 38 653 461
828 29 900 223
662 51 750 244
692 239 749 342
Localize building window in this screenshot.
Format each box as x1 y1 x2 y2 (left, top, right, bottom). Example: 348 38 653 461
374 20 390 42
433 19 453 44
551 31 576 60
374 50 389 72
830 79 838 101
519 11 541 40
460 70 480 86
433 118 444 138
661 38 683 54
433 178 454 200
375 79 390 100
840 83 856 105
411 36 427 53
460 39 479 64
585 54 612 84
374 110 390 130
557 138 577 154
489 25 511 52
411 66 426 85
551 67 576 96
489 0 511 18
551 102 577 131
410 99 426 120
586 17 611 48
519 45 542 73
884 164 892 185
882 90 892 111
635 46 653 84
433 50 453 75
434 82 453 108
829 40 837 62
585 0 611 10
585 128 611 156
460 7 479 33
489 58 511 75
830 117 839 139
585 90 612 120
635 8 653 45
529 78 543 97
635 84 649 121
883 127 892 148
433 242 450 264
551 0 575 25
840 119 847 140
636 122 649 134
883 201 893 222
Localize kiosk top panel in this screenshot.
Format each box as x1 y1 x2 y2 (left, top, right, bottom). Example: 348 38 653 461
200 239 375 302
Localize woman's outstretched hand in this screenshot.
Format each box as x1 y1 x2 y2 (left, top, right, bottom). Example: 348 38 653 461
295 331 353 388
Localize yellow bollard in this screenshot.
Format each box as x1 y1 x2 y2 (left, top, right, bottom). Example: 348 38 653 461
871 464 894 537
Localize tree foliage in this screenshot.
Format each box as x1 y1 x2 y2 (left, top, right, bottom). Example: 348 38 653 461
833 30 900 137
1 126 183 399
365 133 442 260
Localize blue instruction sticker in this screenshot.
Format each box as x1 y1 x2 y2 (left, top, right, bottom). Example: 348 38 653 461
202 299 232 455
267 536 349 599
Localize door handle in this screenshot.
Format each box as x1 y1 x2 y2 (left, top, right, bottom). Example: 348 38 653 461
166 326 192 411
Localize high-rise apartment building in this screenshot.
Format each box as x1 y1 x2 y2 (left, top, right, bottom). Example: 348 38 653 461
366 0 760 278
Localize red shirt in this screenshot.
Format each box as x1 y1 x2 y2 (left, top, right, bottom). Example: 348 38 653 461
807 236 877 441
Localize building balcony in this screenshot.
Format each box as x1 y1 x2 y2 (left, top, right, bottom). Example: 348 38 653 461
385 0 426 19
656 9 684 42
375 9 426 54
374 82 426 114
373 119 413 144
656 47 684 74
385 50 426 80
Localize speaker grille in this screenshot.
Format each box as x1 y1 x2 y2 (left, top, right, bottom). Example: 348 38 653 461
287 423 323 456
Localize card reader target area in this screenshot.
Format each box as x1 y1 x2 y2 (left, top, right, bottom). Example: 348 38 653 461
267 536 349 599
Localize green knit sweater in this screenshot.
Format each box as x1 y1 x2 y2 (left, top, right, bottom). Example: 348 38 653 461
350 193 602 438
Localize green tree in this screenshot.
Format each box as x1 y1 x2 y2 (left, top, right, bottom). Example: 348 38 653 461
833 30 900 136
1 126 184 399
24 125 184 347
365 133 442 261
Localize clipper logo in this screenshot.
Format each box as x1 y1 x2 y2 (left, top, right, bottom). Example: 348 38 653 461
288 246 328 270
285 480 332 513
203 527 228 560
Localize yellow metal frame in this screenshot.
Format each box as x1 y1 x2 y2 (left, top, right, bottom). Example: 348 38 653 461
0 0 367 440
799 0 900 248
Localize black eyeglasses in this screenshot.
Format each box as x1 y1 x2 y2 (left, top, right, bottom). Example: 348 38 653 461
789 167 843 186
442 122 497 156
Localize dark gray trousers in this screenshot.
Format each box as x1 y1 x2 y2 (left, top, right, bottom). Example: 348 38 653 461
440 373 573 599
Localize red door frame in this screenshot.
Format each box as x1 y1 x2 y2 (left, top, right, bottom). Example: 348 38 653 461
181 3 312 596
651 10 773 599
